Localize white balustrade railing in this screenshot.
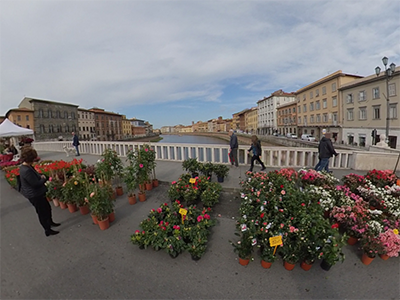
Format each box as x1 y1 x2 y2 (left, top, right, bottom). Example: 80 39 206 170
32 141 354 169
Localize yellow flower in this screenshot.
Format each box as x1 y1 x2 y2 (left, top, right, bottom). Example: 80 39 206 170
394 229 399 235
74 181 78 185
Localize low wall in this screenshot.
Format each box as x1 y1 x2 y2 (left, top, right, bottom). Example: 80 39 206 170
352 151 400 171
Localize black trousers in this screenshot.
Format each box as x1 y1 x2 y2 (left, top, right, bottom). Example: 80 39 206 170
249 155 265 171
229 148 238 167
28 194 52 231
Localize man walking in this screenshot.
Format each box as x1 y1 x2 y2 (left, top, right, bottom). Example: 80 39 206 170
72 132 80 156
315 129 337 172
229 129 238 167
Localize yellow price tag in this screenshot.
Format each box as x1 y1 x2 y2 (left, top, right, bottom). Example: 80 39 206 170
179 208 187 216
269 235 283 247
189 178 196 184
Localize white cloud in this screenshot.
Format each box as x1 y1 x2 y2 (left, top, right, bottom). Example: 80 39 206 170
1 0 399 124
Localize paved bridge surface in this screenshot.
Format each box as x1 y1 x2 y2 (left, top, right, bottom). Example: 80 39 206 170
1 151 399 299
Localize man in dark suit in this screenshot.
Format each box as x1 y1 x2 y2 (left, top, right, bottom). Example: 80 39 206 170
315 129 337 172
72 132 80 156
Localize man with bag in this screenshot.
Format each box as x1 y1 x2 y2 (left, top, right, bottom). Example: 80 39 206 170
229 129 238 167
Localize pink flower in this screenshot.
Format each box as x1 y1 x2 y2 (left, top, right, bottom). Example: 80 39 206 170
145 148 148 152
204 214 210 220
90 192 95 198
197 215 204 222
280 223 284 228
157 207 162 213
281 190 286 195
172 181 177 185
135 230 140 234
139 164 143 168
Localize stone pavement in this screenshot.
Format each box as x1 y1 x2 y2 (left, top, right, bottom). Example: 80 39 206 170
1 151 399 299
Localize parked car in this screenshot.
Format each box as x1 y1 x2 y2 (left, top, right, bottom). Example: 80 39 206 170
286 133 297 139
301 134 316 142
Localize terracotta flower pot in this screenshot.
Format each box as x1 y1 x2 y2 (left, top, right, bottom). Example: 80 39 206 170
91 214 98 225
138 192 146 202
300 261 313 271
59 201 67 209
109 211 115 223
111 191 117 200
261 260 272 269
361 253 375 265
52 198 60 207
79 205 90 215
145 182 153 191
379 254 390 260
128 194 137 205
152 179 159 187
284 261 296 271
98 217 110 230
238 257 250 266
67 203 78 213
46 197 51 202
116 186 123 196
347 236 358 245
139 184 145 191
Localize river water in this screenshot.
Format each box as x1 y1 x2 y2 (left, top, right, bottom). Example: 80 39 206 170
158 134 229 145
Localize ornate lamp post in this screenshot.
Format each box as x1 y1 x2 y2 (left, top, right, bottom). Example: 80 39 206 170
375 56 396 144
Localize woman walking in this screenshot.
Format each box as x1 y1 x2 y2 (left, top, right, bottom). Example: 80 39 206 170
19 147 60 236
248 135 266 172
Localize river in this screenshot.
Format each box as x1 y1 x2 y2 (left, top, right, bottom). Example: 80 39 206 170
158 134 229 144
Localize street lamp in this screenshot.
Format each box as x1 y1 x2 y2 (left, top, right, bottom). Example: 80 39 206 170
375 56 396 145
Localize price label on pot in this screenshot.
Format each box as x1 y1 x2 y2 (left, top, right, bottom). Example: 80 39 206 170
189 178 196 184
269 235 282 247
179 208 187 216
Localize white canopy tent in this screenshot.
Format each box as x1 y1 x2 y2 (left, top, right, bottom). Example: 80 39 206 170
0 118 34 137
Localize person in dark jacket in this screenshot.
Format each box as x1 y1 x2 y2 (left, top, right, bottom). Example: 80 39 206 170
229 129 239 167
19 147 60 236
315 129 338 172
72 132 80 156
248 135 266 172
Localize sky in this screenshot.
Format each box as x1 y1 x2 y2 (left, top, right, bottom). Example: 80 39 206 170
1 0 399 129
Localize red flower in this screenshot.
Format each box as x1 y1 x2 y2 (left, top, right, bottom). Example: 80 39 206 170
301 203 305 206
331 223 339 229
260 213 265 218
280 185 284 188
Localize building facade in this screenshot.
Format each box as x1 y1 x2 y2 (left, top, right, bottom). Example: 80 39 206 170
5 108 34 130
77 108 96 141
90 108 122 141
277 101 297 136
340 66 399 149
19 97 79 141
257 90 296 135
296 71 363 142
121 115 133 139
244 107 258 134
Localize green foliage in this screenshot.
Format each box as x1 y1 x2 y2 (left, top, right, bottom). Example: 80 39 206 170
95 148 124 182
86 182 114 221
45 177 63 200
213 164 229 178
182 158 200 174
61 171 88 206
198 162 214 177
200 181 222 208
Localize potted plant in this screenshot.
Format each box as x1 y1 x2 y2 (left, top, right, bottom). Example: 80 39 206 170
96 148 124 195
378 229 400 260
199 162 214 180
87 182 114 230
213 164 229 183
45 176 63 207
231 231 254 266
187 235 208 261
320 230 347 271
259 242 278 269
61 175 87 213
123 166 138 205
182 158 200 178
200 182 222 209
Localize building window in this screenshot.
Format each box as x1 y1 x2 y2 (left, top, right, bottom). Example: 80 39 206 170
359 91 366 101
49 125 54 133
323 113 328 123
372 87 380 99
322 99 327 108
56 110 60 118
47 109 51 118
315 89 319 97
298 116 301 124
347 108 354 121
359 134 366 147
322 86 326 95
303 104 307 112
65 125 69 132
303 116 307 125
64 111 68 119
389 103 398 119
389 83 396 96
298 105 301 113
26 115 29 121
40 124 45 133
303 94 306 101
39 109 43 118
315 101 320 110
310 102 314 111
17 115 21 121
332 96 337 107
310 91 313 99
310 115 314 123
293 107 296 113
373 106 380 119
332 82 337 92
359 107 367 120
347 93 353 103
316 114 321 123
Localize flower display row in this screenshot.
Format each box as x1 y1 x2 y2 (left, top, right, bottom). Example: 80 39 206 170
232 169 347 270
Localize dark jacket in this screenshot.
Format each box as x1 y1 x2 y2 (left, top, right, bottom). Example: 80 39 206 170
19 165 47 199
318 136 337 159
72 135 80 146
248 140 262 156
230 133 238 149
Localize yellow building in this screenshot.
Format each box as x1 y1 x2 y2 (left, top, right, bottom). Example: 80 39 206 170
245 107 258 134
121 115 132 139
296 70 363 142
5 108 34 130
